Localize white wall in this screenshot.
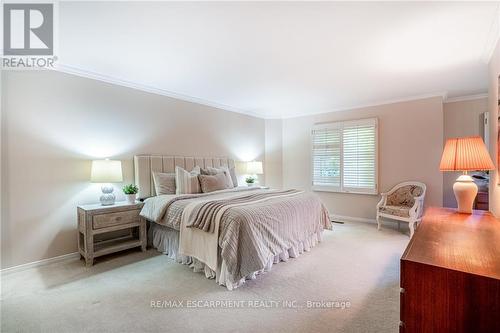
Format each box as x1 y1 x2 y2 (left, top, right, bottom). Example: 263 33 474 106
443 97 488 208
489 39 500 217
264 119 283 189
1 70 265 269
281 97 444 220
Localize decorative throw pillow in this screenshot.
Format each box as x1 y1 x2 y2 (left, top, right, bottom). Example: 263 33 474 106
152 172 176 195
200 166 220 176
198 173 228 193
229 167 238 187
175 166 201 195
200 166 234 188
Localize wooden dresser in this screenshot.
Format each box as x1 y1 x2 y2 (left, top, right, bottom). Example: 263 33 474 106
400 207 500 333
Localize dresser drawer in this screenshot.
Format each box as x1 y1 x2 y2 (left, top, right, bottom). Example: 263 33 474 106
476 192 488 203
92 209 141 229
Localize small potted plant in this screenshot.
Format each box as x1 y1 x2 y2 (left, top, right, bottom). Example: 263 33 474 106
245 176 256 187
123 184 139 204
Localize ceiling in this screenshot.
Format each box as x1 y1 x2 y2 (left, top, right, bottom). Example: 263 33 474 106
56 1 500 119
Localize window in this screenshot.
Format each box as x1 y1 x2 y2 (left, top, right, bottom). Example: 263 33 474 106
312 118 378 194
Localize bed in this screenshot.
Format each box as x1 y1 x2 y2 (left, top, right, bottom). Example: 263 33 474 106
135 155 331 290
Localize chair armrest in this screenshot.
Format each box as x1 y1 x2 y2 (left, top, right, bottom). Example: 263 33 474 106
409 195 425 219
377 193 388 208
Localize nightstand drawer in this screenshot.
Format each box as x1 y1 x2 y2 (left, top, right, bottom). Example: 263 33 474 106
93 209 140 229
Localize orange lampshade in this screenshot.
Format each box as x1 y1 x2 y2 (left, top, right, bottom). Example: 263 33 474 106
439 136 495 171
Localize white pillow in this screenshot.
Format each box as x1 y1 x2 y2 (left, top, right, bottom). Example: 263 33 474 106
175 166 201 195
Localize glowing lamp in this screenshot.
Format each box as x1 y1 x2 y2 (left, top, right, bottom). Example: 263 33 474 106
439 137 494 214
246 161 263 175
91 159 123 205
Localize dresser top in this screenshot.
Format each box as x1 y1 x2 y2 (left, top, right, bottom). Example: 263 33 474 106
402 207 500 280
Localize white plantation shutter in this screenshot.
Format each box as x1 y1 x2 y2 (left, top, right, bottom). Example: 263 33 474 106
312 118 378 194
342 119 377 193
312 126 342 191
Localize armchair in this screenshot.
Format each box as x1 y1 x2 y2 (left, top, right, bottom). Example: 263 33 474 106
376 181 426 237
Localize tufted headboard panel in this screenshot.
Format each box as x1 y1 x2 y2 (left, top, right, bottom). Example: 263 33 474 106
134 155 235 199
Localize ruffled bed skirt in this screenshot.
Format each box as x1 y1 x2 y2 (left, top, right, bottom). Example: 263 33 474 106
149 223 191 264
149 222 322 290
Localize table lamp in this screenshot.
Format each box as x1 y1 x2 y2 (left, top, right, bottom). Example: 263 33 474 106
91 159 123 206
245 161 263 186
246 161 263 175
439 136 494 213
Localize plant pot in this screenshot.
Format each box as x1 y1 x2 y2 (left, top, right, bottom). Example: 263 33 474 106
125 194 137 204
246 183 254 187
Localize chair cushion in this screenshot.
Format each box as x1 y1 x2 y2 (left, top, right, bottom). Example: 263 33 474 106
386 185 423 207
379 205 410 218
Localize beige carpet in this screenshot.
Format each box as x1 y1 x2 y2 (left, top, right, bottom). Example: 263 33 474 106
1 222 409 333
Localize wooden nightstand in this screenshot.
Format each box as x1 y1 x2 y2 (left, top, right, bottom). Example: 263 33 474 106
77 201 146 266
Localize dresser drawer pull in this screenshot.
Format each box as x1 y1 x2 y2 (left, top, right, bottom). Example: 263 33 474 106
115 217 122 221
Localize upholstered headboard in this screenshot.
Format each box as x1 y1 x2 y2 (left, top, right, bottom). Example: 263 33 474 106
134 155 236 199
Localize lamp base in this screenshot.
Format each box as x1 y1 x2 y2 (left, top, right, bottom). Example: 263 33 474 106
453 174 478 214
100 184 116 206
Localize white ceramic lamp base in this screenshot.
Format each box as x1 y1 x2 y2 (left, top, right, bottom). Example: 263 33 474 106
100 184 116 206
453 174 478 214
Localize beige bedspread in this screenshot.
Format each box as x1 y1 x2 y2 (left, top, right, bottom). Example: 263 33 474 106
186 189 302 232
141 188 331 284
140 187 259 229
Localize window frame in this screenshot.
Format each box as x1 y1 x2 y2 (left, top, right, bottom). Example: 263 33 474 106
311 117 379 195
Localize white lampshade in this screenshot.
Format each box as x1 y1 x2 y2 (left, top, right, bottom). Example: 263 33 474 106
235 161 247 174
91 160 123 183
246 161 263 175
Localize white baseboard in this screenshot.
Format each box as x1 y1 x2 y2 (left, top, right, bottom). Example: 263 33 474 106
330 214 377 224
1 252 80 275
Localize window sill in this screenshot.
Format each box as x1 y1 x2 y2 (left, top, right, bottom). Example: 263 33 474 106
312 186 378 195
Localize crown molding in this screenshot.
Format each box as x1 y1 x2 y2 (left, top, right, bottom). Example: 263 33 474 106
53 64 474 120
53 63 266 119
444 93 489 103
277 92 447 120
